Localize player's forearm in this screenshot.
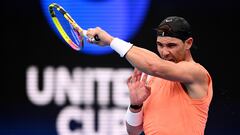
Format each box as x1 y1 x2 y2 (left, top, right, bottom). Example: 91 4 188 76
126 123 143 135
125 46 164 76
109 38 172 78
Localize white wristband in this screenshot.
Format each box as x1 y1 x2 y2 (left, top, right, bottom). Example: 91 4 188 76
110 38 133 57
125 106 143 126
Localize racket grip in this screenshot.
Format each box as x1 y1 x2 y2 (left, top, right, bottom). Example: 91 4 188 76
94 35 100 41
83 30 100 42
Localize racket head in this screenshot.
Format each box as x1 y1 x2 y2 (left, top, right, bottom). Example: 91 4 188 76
49 3 84 51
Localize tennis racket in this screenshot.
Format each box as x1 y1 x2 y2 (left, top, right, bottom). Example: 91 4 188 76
48 3 100 51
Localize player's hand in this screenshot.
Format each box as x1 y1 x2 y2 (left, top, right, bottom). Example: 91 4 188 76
86 27 114 46
127 68 151 106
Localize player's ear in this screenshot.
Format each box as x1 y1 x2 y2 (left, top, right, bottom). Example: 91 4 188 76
184 37 193 49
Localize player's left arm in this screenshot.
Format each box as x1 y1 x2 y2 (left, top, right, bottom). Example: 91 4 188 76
125 48 209 98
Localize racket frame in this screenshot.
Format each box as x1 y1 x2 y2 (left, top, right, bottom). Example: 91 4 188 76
49 3 84 51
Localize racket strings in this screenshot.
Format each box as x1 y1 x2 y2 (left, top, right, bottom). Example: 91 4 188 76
49 3 84 51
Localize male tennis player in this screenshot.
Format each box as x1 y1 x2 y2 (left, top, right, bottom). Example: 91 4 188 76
87 16 213 135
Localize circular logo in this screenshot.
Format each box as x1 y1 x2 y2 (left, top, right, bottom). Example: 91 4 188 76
41 0 150 55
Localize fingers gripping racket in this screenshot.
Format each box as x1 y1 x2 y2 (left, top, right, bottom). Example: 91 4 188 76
48 3 100 51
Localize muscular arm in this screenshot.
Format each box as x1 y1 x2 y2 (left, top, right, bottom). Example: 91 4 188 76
86 27 209 98
125 46 209 99
86 27 198 83
125 46 194 82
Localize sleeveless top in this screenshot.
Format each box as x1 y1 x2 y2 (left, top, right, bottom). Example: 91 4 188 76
143 64 213 135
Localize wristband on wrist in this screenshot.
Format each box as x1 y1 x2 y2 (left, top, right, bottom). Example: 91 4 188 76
110 38 133 57
125 106 143 126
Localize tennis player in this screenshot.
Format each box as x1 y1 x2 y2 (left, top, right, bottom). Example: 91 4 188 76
87 16 213 135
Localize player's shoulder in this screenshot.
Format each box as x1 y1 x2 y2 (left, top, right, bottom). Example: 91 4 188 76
178 61 211 79
178 61 207 70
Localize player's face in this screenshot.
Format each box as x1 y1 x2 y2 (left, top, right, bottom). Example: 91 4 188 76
156 36 187 63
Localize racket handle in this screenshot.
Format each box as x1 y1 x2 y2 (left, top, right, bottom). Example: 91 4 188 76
83 30 100 42
94 35 100 41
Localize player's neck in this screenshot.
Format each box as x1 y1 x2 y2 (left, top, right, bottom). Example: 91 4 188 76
185 51 194 62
